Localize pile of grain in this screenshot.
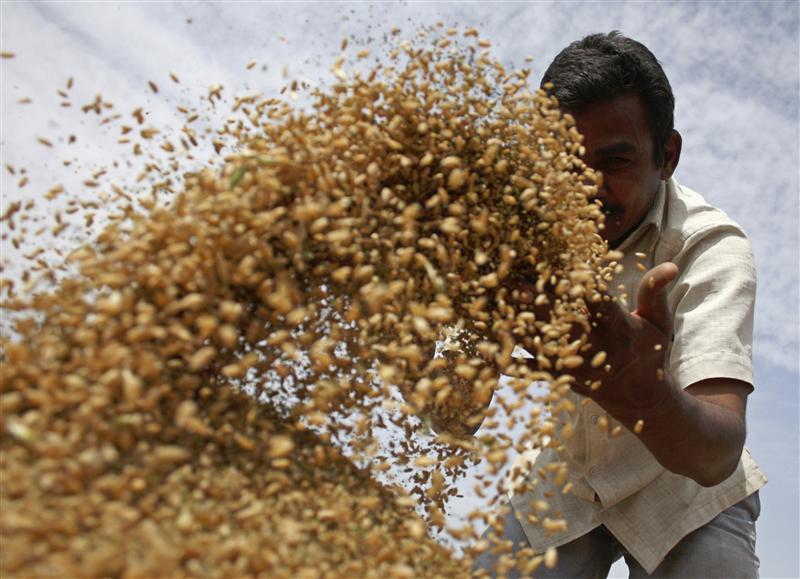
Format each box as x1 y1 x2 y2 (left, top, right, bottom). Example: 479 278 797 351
2 25 612 578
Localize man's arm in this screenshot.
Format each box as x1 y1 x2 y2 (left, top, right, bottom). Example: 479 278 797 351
571 263 751 487
611 376 749 487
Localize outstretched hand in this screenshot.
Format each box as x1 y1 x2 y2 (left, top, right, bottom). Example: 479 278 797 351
515 260 752 485
571 262 680 422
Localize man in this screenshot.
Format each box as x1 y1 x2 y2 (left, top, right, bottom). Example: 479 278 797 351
473 32 766 578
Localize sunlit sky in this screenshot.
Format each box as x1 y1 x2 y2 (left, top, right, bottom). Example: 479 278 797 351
2 2 798 577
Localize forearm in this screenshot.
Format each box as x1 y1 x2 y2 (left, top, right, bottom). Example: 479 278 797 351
412 330 501 437
408 358 495 438
607 379 746 487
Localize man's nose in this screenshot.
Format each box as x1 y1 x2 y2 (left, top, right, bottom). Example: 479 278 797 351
584 172 606 200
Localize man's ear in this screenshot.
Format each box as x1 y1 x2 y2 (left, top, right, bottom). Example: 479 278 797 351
660 130 682 180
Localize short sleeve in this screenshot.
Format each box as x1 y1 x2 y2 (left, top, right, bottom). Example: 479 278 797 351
667 225 756 390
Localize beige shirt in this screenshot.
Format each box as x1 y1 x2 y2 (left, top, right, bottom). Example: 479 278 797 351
508 177 767 574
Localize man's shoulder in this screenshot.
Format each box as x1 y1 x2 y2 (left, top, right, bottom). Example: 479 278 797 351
659 178 749 253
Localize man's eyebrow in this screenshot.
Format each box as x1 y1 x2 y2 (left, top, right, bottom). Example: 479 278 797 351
595 142 637 156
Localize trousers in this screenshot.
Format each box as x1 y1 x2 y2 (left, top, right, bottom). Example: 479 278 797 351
472 491 760 579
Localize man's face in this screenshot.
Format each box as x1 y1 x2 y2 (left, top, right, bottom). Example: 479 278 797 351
571 93 676 249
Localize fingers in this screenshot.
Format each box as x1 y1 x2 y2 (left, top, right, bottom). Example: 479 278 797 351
634 262 679 335
586 261 679 346
586 287 631 342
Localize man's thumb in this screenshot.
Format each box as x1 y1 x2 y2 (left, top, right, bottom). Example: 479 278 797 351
635 262 679 334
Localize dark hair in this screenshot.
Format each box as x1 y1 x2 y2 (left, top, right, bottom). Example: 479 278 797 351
541 31 675 166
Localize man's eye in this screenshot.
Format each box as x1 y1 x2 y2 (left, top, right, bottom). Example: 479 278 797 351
603 157 631 169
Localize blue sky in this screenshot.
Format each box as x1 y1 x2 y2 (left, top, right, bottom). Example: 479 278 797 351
2 2 798 577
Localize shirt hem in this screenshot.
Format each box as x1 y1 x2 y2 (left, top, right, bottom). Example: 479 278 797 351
604 469 767 574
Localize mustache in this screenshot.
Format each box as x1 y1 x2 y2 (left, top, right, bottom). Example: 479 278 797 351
600 204 624 217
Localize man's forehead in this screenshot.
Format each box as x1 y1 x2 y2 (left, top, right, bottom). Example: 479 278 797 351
570 94 651 153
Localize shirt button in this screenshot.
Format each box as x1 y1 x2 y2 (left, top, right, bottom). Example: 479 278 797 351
589 466 599 477
591 415 599 424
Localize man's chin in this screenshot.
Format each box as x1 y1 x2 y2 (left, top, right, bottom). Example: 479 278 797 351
600 217 626 248
599 228 618 247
